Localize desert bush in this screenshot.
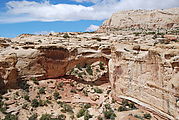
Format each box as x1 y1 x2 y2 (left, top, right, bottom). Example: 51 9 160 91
76 64 82 71
103 104 116 120
144 113 152 119
39 100 47 106
57 114 66 120
31 77 39 85
76 108 86 118
83 90 88 96
83 103 91 109
40 114 52 120
63 33 70 38
94 87 103 94
99 62 105 70
23 94 30 101
3 114 18 120
29 113 38 120
18 80 30 92
103 109 116 120
86 64 93 75
53 92 61 100
118 106 128 112
58 82 64 88
84 110 92 120
31 99 39 108
118 99 137 112
61 103 73 113
97 115 103 120
39 87 46 94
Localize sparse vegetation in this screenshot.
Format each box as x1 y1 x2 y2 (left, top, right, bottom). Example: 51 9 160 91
24 94 30 101
18 80 30 92
39 114 52 120
86 64 93 75
99 62 105 70
53 91 61 100
118 99 137 112
29 113 38 120
144 113 152 119
83 90 88 96
39 87 46 94
58 82 64 88
31 77 39 85
3 114 18 120
94 87 103 94
31 99 39 108
61 103 73 113
63 33 70 38
103 105 116 120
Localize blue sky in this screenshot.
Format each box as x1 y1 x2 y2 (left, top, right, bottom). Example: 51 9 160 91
0 0 179 38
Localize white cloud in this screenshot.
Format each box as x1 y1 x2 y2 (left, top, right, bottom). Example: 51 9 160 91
34 31 55 35
86 24 99 32
72 0 101 3
0 0 179 23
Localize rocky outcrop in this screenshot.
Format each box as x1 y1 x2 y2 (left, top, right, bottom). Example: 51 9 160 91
0 53 18 90
109 43 179 119
0 33 111 88
98 8 179 32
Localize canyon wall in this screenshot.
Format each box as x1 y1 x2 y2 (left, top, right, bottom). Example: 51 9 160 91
109 43 179 119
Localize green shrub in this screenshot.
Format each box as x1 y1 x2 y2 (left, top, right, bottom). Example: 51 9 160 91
97 116 103 120
84 110 92 120
53 92 61 100
104 104 111 109
3 114 18 120
83 90 88 96
31 99 39 108
57 114 66 120
39 87 46 94
40 114 52 120
39 100 47 106
83 103 91 109
0 106 7 114
76 64 82 71
29 113 38 120
144 113 152 119
118 106 128 112
31 77 39 85
86 64 93 75
63 33 70 38
94 87 103 94
76 108 86 118
18 80 30 92
103 109 116 120
103 104 116 120
0 100 4 108
24 95 30 101
99 62 105 70
58 82 64 88
61 103 73 113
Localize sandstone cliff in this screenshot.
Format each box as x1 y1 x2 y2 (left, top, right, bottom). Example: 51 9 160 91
98 8 179 33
